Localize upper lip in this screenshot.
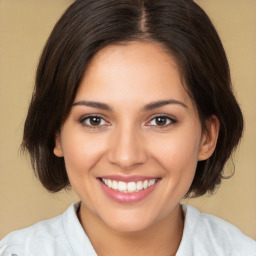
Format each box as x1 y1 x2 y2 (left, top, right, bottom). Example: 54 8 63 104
98 175 161 182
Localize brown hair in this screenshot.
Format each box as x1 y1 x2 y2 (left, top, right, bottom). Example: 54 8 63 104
22 0 243 196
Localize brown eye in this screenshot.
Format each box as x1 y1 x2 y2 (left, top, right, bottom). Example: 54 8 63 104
89 116 101 126
147 115 176 127
155 117 168 126
81 115 108 127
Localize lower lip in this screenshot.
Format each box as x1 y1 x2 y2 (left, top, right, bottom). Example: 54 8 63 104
98 180 160 204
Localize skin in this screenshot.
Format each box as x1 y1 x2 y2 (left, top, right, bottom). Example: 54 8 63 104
54 41 219 255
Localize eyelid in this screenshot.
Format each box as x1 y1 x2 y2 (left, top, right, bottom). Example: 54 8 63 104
79 113 176 129
79 114 110 128
145 114 177 127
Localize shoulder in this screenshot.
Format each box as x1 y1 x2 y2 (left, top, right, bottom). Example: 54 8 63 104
0 204 76 256
177 205 256 256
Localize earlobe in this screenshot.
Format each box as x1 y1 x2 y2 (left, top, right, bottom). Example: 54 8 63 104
53 132 64 157
198 115 220 161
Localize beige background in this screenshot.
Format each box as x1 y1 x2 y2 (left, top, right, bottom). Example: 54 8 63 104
0 0 255 240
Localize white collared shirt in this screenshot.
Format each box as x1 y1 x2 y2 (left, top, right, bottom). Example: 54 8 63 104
1 203 256 256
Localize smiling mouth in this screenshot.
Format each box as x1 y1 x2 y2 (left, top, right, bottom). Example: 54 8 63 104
99 178 161 193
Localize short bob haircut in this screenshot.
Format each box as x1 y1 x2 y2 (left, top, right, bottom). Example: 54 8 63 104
22 0 243 197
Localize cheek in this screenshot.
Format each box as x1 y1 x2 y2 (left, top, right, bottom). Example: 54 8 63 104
148 124 202 201
60 131 107 179
152 131 201 171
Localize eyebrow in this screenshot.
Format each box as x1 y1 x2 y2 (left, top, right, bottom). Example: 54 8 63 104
143 99 188 111
72 99 188 111
72 101 113 111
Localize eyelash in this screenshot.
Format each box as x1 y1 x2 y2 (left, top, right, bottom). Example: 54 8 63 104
145 114 177 129
79 114 177 129
80 115 109 129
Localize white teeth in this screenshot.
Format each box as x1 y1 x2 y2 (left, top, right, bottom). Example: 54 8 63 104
127 182 136 192
143 180 148 189
107 179 112 188
101 178 158 193
137 181 143 190
118 181 127 192
112 180 118 190
149 179 155 186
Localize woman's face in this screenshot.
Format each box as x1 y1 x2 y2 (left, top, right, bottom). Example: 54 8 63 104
54 42 214 232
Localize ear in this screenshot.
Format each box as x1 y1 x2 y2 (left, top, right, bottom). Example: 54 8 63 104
198 115 220 161
53 132 64 157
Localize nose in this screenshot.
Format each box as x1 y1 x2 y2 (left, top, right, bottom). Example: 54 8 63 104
107 125 148 170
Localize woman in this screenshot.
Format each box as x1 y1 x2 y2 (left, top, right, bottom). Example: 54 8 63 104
1 0 255 255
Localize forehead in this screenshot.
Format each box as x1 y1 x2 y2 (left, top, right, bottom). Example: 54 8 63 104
75 41 192 109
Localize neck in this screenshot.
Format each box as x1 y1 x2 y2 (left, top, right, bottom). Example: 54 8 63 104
78 203 184 256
